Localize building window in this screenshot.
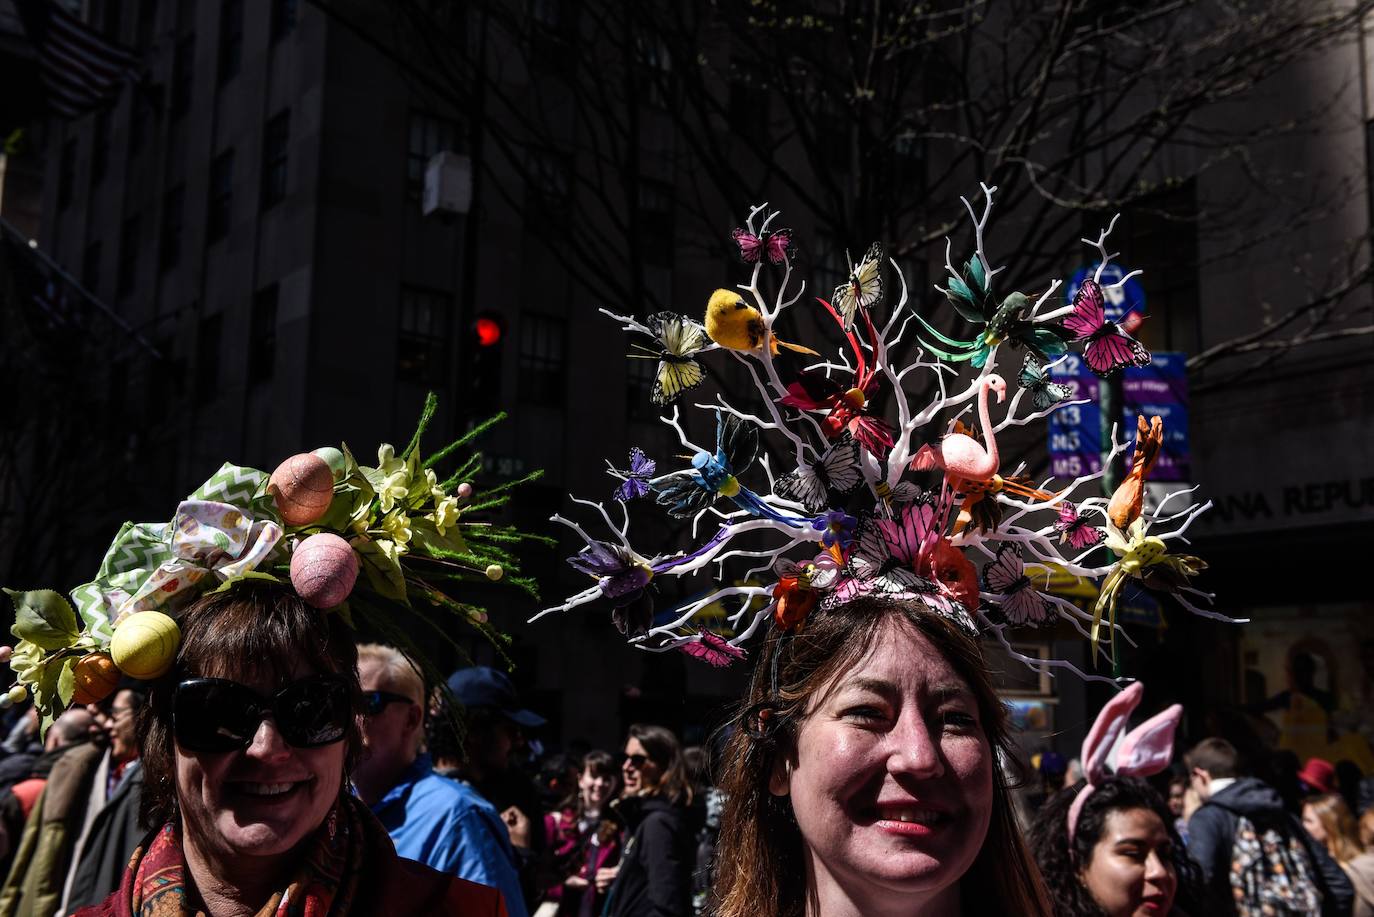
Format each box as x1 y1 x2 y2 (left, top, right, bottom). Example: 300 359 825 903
91 109 111 186
526 149 571 222
396 286 449 384
635 30 672 109
260 109 289 209
82 241 102 291
217 0 242 85
406 112 460 201
250 285 278 381
206 149 234 242
528 0 573 71
271 0 298 41
170 33 195 118
117 215 140 297
638 178 674 266
519 313 565 406
196 312 222 396
58 139 76 210
160 184 184 269
136 0 157 47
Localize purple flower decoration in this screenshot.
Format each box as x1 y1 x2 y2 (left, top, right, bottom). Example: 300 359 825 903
813 510 858 550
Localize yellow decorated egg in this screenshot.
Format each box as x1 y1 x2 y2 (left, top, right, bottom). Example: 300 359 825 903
312 446 347 482
72 652 120 705
485 564 504 581
111 611 181 680
268 453 335 526
290 533 359 609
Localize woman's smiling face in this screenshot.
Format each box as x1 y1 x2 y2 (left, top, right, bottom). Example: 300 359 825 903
771 618 994 904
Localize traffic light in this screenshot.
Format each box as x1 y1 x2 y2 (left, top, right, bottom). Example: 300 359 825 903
468 311 505 412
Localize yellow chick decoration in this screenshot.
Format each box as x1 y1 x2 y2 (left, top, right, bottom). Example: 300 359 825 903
705 289 818 356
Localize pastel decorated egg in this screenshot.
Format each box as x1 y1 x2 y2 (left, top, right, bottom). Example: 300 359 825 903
456 482 474 501
111 611 181 680
6 685 26 704
268 453 335 526
290 533 359 609
312 446 347 482
72 652 120 705
485 564 504 581
0 646 11 665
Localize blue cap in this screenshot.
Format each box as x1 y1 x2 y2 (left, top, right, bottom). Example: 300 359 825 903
446 666 547 729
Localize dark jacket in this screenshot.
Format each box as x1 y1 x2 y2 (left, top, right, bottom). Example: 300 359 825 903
603 795 692 917
62 762 144 912
1188 777 1354 917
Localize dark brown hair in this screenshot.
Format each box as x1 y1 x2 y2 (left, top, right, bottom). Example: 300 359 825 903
138 584 363 829
713 597 1052 917
1184 736 1239 779
627 722 693 807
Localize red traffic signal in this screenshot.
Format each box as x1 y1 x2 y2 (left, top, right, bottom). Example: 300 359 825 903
474 315 503 347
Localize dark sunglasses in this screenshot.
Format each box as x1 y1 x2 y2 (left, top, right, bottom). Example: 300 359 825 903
362 690 416 716
620 752 649 769
173 675 352 753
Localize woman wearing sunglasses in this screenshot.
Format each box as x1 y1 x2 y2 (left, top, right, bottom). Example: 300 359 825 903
711 596 1054 917
601 723 694 917
74 584 507 916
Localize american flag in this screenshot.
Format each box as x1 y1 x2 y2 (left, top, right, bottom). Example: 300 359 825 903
13 0 140 119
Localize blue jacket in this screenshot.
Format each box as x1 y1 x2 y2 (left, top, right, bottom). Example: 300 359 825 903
370 753 528 917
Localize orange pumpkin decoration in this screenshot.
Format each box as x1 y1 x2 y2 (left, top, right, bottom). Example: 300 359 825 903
72 652 120 705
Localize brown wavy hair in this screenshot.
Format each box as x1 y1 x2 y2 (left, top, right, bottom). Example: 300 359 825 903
627 722 694 807
713 596 1052 917
138 583 364 829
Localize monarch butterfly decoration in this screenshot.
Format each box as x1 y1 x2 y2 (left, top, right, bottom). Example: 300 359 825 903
675 628 747 668
627 312 712 405
832 242 884 330
1063 278 1152 377
732 226 794 265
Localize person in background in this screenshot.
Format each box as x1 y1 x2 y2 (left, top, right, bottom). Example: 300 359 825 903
1186 736 1353 916
1030 775 1202 917
1303 793 1374 916
603 724 694 917
61 686 148 912
1166 775 1190 843
353 644 526 917
0 709 42 797
1300 757 1340 796
0 708 93 884
1362 809 1374 849
541 750 621 917
1337 761 1364 819
683 745 720 916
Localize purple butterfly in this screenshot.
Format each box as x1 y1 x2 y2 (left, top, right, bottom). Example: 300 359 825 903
611 447 656 501
566 540 655 636
732 227 794 265
1063 279 1151 377
1054 502 1104 550
982 544 1054 628
677 628 747 668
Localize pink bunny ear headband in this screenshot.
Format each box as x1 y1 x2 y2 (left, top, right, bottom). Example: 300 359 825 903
1066 681 1182 843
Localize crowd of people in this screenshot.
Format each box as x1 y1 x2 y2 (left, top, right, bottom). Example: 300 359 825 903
0 586 1372 915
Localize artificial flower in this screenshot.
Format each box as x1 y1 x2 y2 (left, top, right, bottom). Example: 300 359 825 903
813 510 858 551
429 495 460 536
380 511 412 547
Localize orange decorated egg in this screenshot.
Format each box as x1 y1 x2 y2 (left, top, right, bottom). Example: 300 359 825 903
72 652 120 705
290 533 359 608
268 453 335 526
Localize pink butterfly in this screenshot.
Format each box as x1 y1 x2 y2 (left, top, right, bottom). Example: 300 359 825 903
1054 502 1104 550
982 544 1054 627
732 227 793 265
677 628 746 668
1063 279 1150 377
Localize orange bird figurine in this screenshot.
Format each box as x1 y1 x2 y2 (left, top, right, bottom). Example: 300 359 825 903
1108 415 1164 530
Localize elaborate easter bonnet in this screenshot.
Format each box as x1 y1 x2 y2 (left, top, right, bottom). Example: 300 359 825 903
534 186 1233 684
4 396 545 730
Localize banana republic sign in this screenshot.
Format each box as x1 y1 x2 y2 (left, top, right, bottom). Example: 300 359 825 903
1202 476 1374 528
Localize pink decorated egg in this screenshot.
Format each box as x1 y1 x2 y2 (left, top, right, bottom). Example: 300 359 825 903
269 453 335 526
456 482 473 500
290 533 359 608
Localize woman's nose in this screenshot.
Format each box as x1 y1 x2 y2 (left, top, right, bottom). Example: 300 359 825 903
888 713 944 778
245 717 293 761
1144 850 1172 883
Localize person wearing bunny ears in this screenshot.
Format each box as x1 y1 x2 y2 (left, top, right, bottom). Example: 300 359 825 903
1028 682 1203 917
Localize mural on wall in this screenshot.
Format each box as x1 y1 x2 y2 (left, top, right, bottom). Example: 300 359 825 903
1241 603 1374 772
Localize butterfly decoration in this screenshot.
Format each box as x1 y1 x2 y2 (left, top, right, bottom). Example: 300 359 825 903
732 226 794 265
1093 518 1206 663
608 447 656 502
780 297 895 458
628 312 711 405
1062 278 1151 377
773 436 864 514
677 628 748 668
655 409 810 527
1018 355 1075 411
982 543 1055 628
915 256 1070 368
771 554 840 631
1054 501 1104 550
832 242 884 330
566 539 658 637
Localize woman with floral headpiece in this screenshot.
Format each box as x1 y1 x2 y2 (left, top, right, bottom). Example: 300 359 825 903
712 596 1053 917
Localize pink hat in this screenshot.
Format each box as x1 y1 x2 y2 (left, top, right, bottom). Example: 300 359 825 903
1297 758 1336 794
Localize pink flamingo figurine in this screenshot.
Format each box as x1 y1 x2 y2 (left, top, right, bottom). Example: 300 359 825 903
911 374 1006 484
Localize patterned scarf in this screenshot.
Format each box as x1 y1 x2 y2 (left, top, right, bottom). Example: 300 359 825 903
119 796 369 917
